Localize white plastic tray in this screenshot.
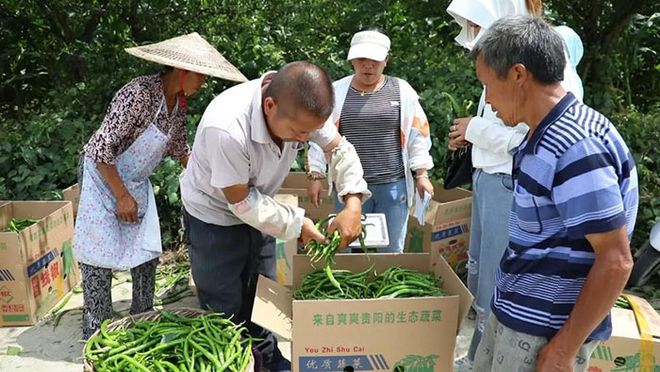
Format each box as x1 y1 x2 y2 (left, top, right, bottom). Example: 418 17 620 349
328 213 389 248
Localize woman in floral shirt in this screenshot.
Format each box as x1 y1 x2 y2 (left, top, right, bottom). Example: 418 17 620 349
74 32 246 339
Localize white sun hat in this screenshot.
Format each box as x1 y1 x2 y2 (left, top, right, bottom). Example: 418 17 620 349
346 30 391 62
125 32 247 82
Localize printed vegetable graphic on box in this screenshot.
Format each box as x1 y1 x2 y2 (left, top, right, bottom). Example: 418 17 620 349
393 354 439 372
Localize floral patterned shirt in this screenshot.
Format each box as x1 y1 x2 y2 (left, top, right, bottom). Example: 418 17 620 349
83 74 189 163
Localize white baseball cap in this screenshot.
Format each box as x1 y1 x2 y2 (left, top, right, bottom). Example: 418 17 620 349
347 30 391 62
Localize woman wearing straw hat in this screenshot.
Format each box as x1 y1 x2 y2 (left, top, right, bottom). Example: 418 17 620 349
73 32 246 339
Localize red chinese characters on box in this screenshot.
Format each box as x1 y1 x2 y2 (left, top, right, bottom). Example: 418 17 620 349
1 304 25 313
39 268 52 287
50 261 60 280
31 276 41 297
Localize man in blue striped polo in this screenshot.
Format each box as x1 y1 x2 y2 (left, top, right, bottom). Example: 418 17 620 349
469 16 639 372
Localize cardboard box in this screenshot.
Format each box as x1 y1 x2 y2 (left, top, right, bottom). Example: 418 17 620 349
279 172 335 221
589 295 660 371
62 183 80 219
405 186 472 276
253 253 473 372
0 201 80 326
274 194 299 286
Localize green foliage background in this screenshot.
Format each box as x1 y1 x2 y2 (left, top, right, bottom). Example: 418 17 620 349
1 0 658 251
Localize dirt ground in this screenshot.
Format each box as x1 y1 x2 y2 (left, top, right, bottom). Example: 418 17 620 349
0 270 475 371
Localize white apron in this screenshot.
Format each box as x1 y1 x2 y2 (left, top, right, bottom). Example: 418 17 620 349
74 98 172 269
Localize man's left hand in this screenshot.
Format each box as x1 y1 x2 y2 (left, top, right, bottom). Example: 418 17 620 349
449 116 471 144
536 341 574 372
328 194 362 249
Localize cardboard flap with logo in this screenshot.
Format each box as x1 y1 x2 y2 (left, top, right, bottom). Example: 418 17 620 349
253 253 473 372
589 294 660 371
0 201 80 326
406 185 472 276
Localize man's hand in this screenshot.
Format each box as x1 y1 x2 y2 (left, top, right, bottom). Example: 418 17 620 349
308 179 324 208
536 340 574 372
300 217 326 245
448 116 471 150
116 192 138 223
327 194 362 248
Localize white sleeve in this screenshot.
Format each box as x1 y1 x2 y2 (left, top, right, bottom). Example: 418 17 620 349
204 127 250 188
328 137 371 202
308 116 337 149
407 100 434 171
229 188 305 240
464 103 529 154
307 141 328 175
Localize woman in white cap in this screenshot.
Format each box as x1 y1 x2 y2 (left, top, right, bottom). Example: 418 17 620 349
306 29 435 253
445 1 585 370
73 32 246 339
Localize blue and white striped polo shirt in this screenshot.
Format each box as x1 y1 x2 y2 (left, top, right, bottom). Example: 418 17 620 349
491 92 639 341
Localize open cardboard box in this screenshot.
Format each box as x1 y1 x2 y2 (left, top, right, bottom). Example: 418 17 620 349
406 185 472 276
589 294 660 371
253 253 473 371
0 201 80 326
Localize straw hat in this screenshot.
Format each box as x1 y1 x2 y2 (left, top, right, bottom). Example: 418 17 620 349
125 32 247 82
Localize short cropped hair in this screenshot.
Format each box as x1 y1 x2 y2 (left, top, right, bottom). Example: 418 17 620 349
470 15 565 84
265 61 334 119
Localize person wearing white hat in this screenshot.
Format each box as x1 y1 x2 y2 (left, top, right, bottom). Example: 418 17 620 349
73 32 246 339
445 1 586 370
306 29 435 253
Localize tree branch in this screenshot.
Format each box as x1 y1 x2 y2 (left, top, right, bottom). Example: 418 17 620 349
41 1 75 43
81 0 109 42
602 0 650 54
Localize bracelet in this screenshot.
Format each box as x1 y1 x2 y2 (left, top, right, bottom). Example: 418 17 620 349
306 172 326 181
414 173 429 180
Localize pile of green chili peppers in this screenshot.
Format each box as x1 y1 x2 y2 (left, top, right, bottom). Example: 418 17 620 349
85 310 253 372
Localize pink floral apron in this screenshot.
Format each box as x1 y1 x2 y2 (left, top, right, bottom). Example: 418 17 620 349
74 98 172 269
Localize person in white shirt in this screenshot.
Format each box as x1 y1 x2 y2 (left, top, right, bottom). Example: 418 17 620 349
445 0 584 370
180 61 370 371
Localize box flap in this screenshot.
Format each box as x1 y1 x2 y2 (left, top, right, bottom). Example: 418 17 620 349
62 184 80 217
427 187 472 225
280 172 316 190
610 307 641 339
274 194 298 207
252 275 293 341
625 294 660 338
433 252 473 332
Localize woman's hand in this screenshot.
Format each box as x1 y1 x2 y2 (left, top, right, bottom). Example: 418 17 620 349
116 192 139 223
448 116 471 150
415 176 434 198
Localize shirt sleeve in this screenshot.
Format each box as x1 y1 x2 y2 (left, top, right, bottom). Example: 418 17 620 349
551 137 627 238
88 84 150 164
465 114 529 154
308 116 338 149
166 114 190 159
204 127 250 189
408 100 434 171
